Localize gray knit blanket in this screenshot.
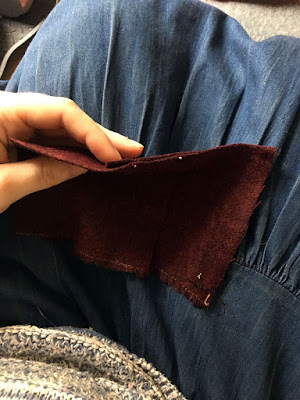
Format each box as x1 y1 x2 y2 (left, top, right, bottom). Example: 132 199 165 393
0 325 186 399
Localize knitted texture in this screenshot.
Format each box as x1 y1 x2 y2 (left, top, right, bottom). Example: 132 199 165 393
0 325 186 400
10 138 276 308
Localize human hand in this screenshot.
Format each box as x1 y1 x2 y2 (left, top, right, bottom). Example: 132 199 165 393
0 92 144 214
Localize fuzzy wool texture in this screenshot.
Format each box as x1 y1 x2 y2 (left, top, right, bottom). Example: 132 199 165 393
10 138 276 308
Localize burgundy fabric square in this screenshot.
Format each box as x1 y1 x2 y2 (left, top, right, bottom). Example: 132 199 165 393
10 137 276 308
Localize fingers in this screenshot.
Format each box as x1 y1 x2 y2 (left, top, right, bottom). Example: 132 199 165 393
33 125 144 159
1 93 144 163
96 124 144 159
4 93 143 163
13 95 122 163
0 93 145 214
0 156 87 214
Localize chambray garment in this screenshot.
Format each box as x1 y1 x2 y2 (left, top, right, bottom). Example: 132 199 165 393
0 0 299 399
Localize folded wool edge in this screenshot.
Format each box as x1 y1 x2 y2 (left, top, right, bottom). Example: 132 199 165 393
10 137 276 308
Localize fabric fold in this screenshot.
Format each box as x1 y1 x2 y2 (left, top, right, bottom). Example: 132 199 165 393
10 137 276 308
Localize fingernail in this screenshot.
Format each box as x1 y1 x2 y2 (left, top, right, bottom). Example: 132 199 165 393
129 139 144 148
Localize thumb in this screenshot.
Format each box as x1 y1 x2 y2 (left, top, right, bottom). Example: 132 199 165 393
0 156 86 213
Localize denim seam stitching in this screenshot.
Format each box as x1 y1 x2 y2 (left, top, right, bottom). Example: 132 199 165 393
234 260 300 301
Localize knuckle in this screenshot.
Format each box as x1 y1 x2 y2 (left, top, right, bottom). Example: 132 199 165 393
38 158 68 189
38 159 54 189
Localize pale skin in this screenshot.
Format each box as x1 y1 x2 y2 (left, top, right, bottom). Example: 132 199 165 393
0 92 144 214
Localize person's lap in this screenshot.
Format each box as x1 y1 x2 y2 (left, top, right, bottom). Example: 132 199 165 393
0 0 299 398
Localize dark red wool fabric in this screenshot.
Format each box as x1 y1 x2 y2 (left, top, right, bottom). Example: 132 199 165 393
10 138 276 308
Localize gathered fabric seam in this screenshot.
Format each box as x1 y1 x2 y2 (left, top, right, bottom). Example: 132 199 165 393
234 260 300 301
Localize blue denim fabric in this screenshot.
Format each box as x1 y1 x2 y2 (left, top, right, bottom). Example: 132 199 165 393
0 0 299 399
0 81 7 91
